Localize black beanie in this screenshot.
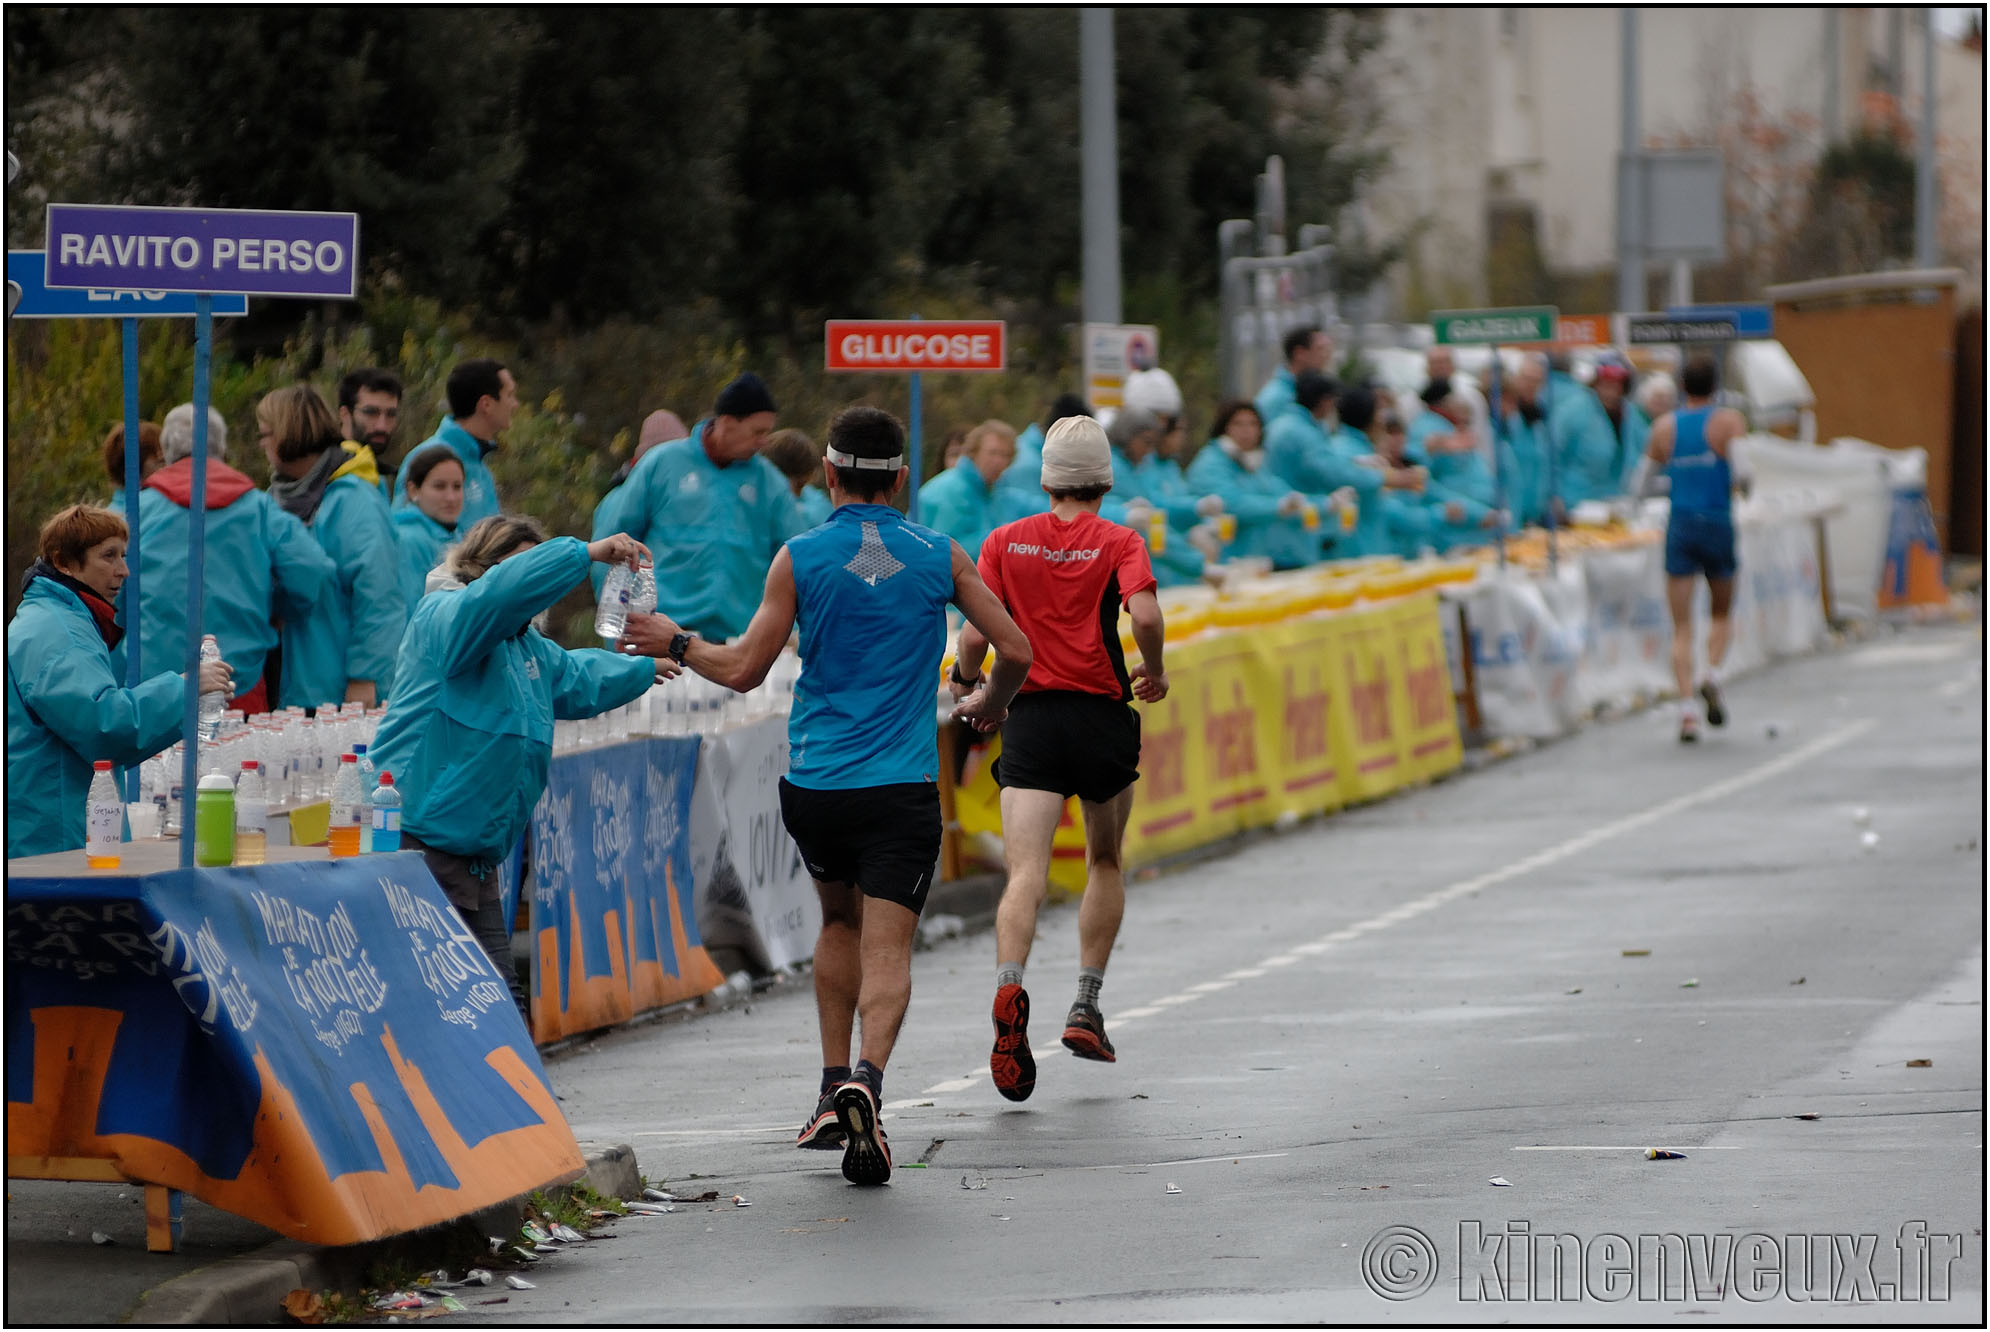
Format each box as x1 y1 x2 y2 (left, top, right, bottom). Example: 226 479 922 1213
714 372 777 419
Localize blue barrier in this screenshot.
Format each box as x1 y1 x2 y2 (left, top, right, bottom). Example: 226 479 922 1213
5 846 585 1245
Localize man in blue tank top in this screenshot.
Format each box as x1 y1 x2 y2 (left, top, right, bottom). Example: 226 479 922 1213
616 406 1032 1186
1629 354 1750 743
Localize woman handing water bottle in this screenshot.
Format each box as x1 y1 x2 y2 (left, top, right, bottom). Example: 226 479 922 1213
365 517 676 1020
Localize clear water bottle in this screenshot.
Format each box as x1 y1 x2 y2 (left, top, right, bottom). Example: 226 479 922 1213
595 563 635 641
234 760 268 866
164 742 186 837
197 635 226 742
353 743 375 848
87 761 123 869
367 771 402 853
328 754 363 857
630 559 657 616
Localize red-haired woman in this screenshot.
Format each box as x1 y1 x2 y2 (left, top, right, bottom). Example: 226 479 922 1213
6 505 232 858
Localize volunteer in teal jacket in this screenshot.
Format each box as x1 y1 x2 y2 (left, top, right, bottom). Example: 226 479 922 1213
137 403 335 715
391 443 465 613
391 358 513 531
1547 361 1624 507
260 385 407 709
918 420 1015 561
1503 356 1552 526
8 505 232 859
1186 400 1320 570
1098 408 1207 587
590 373 803 641
366 519 671 1015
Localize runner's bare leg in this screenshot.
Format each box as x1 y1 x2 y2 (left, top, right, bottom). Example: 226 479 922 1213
855 895 919 1071
813 880 861 1069
1666 574 1698 700
1706 575 1735 676
1076 786 1135 972
995 787 1066 970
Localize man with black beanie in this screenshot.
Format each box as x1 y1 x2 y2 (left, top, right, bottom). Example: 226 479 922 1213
592 372 804 639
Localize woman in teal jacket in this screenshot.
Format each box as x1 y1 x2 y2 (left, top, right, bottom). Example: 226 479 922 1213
1185 400 1319 570
391 444 465 613
8 505 232 859
365 518 672 1016
260 386 408 710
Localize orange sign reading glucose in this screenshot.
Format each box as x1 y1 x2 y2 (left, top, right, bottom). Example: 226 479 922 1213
825 320 1006 373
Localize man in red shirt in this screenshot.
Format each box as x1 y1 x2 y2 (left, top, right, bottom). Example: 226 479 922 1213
951 415 1169 1101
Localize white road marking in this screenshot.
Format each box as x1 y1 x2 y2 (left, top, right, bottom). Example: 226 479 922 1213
633 1125 794 1138
1082 1150 1291 1170
1853 641 1964 667
1188 980 1239 993
910 720 1874 1110
1512 1145 1746 1151
1938 674 1979 699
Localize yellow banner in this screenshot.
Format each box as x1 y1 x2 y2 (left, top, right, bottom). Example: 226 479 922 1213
956 591 1462 890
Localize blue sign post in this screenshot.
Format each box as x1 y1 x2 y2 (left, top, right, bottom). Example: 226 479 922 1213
45 204 360 867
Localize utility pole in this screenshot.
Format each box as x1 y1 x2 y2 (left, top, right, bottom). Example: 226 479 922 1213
1916 7 1939 269
1080 8 1123 324
1616 8 1644 314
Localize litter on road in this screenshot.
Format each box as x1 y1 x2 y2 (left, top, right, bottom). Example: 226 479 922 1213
1646 1149 1687 1160
1489 1177 1512 1187
1165 1183 1183 1195
505 1274 536 1290
1621 948 1650 957
1906 1058 1933 1068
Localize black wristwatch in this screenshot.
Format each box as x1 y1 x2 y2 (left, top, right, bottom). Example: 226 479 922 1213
948 659 981 688
667 631 697 665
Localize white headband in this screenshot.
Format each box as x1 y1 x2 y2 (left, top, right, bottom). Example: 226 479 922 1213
826 446 903 471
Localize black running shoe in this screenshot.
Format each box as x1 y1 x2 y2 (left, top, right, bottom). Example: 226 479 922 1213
990 983 1036 1101
796 1088 844 1150
1700 680 1727 728
1061 1002 1117 1062
832 1079 893 1185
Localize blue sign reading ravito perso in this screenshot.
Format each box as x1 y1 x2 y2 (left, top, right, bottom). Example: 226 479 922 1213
45 204 359 299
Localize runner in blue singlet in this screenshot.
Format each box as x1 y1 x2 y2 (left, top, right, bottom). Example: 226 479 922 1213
1629 354 1750 743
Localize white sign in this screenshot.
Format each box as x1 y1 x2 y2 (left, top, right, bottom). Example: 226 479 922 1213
1083 323 1161 411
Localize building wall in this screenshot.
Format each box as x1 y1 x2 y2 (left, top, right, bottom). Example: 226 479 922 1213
1372 7 1984 316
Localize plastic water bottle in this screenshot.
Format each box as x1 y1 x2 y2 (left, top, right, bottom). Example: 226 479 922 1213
630 559 657 616
328 754 363 857
163 743 186 837
234 761 267 866
595 563 635 641
367 771 402 853
197 635 226 742
352 743 377 849
194 771 235 867
87 761 123 869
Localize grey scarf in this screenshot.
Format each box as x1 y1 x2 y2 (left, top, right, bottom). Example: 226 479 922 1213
268 448 343 523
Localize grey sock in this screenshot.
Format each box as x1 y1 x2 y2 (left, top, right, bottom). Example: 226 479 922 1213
1076 966 1105 1010
997 963 1025 991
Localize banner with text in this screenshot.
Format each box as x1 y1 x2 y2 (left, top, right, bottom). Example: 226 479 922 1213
689 716 822 975
5 855 581 1244
526 736 723 1042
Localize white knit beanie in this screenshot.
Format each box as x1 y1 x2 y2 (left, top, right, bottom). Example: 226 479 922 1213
1040 415 1115 490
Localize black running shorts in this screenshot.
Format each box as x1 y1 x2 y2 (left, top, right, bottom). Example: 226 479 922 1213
993 689 1142 805
777 778 941 915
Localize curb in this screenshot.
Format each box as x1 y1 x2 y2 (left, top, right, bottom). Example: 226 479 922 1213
127 1143 640 1325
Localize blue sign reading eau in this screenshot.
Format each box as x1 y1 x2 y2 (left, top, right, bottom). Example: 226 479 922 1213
7 251 248 319
45 203 359 300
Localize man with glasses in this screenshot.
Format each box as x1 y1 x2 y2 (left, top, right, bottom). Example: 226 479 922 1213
338 368 405 501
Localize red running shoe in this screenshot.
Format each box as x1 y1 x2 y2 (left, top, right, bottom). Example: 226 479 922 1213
832 1079 893 1185
1061 1002 1117 1062
990 983 1036 1102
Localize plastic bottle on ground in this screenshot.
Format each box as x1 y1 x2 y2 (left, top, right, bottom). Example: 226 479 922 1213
197 635 226 742
367 771 402 853
87 761 123 870
234 761 268 866
328 754 363 857
595 563 635 641
194 771 235 867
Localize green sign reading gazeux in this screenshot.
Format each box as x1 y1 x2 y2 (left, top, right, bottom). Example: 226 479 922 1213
1431 306 1559 346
